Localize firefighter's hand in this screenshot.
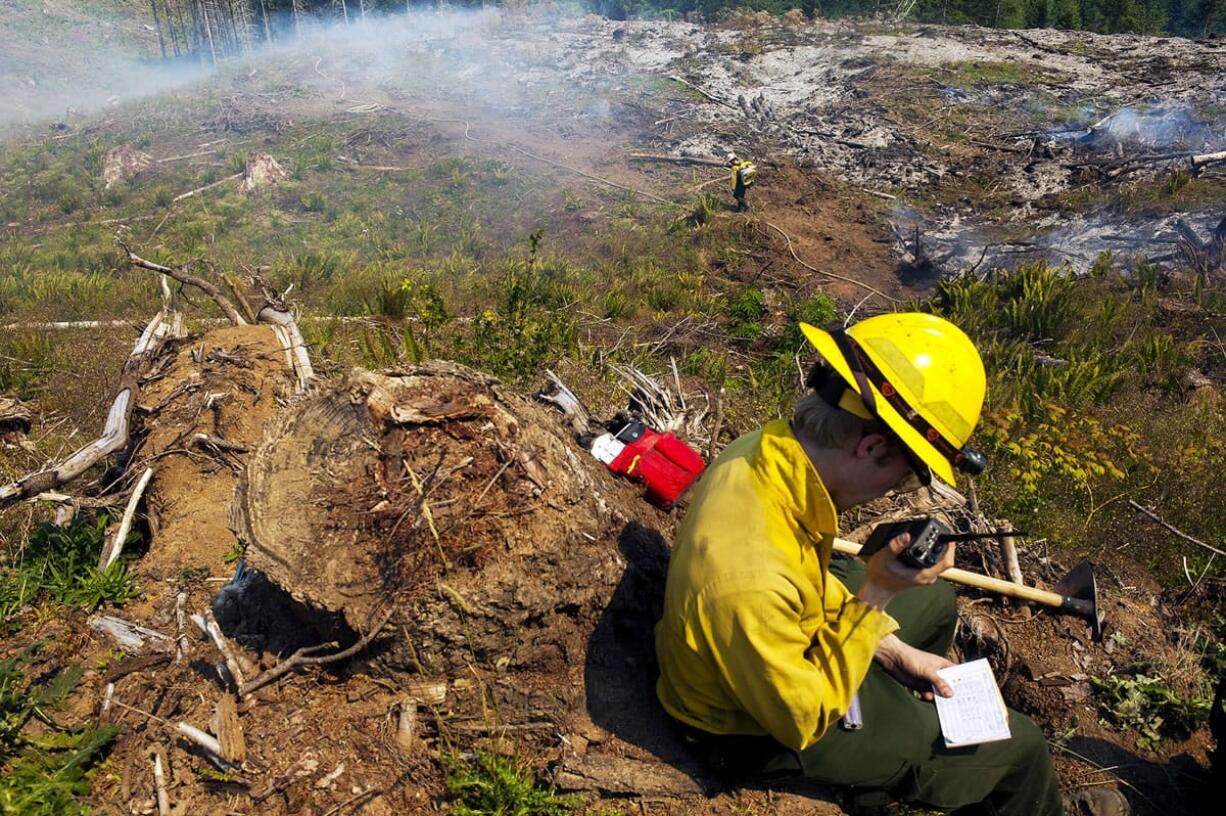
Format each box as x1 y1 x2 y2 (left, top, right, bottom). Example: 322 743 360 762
856 533 956 609
875 635 955 700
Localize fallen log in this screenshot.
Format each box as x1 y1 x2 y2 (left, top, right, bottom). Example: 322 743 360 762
628 153 726 167
1071 149 1226 179
0 320 144 331
1192 150 1226 170
0 310 181 510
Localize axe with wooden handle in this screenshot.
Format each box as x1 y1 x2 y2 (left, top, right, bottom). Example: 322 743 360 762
833 537 1104 641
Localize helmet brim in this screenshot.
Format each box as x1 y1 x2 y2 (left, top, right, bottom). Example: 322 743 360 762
800 322 958 485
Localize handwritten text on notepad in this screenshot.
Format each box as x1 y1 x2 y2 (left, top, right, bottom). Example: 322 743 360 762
932 658 1012 748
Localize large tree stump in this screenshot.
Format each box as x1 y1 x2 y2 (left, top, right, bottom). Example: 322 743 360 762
234 362 668 729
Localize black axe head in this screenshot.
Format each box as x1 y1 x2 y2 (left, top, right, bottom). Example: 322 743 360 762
1054 560 1103 642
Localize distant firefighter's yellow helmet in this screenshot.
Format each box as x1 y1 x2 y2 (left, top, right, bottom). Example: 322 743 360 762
800 313 987 486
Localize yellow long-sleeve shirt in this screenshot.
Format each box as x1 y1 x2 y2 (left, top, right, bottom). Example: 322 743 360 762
655 420 899 751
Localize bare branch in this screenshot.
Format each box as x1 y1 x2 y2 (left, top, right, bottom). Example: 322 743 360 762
238 607 395 697
121 244 247 326
1129 499 1226 558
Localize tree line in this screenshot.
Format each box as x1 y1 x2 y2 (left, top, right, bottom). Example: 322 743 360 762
147 0 1225 61
595 0 1225 37
146 1 459 61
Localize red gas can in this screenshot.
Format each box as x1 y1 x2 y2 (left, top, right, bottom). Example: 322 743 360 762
603 421 706 508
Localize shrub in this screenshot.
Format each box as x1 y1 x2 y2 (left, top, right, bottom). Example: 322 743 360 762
301 191 327 213
677 193 721 230
0 653 117 815
998 261 1076 339
977 402 1148 509
1092 665 1211 750
444 750 578 816
777 293 836 353
936 260 1075 340
365 277 413 320
279 251 347 295
0 515 139 633
459 232 577 381
1128 333 1193 394
726 287 766 344
599 289 630 319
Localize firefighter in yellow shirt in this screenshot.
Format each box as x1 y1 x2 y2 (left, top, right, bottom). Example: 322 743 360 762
655 313 1071 816
726 152 755 212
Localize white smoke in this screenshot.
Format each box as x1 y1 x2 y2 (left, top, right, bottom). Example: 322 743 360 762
1094 105 1220 150
0 6 571 133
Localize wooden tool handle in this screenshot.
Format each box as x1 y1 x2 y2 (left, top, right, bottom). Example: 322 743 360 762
833 537 1065 608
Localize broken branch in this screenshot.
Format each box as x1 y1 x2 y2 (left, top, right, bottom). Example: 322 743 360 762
667 75 737 110
237 607 395 697
122 245 247 326
1128 500 1226 558
152 749 170 816
204 609 249 691
629 152 726 167
172 172 242 203
99 467 154 571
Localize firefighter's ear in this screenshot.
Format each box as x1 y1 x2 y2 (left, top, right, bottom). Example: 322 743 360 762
854 432 891 462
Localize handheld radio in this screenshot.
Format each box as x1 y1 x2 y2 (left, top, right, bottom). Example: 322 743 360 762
859 518 1026 570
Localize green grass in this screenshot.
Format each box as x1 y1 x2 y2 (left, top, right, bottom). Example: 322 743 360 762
930 60 1067 88
0 514 139 634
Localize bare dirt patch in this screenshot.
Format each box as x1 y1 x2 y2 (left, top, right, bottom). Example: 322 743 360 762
136 324 297 587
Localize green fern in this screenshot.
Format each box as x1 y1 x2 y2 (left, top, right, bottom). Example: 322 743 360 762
0 655 117 816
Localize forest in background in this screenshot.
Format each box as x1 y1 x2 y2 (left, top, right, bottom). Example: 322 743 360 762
146 0 1226 63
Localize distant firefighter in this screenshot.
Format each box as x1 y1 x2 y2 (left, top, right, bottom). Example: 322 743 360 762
726 152 756 212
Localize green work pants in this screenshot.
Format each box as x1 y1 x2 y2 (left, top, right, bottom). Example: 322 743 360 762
733 181 748 212
679 556 1063 816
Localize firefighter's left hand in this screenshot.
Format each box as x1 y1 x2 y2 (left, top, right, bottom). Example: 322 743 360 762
875 635 955 701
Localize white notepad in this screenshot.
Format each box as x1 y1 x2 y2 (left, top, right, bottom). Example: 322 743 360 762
932 658 1012 748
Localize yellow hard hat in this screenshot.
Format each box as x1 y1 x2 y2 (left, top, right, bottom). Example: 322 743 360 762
800 313 987 485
